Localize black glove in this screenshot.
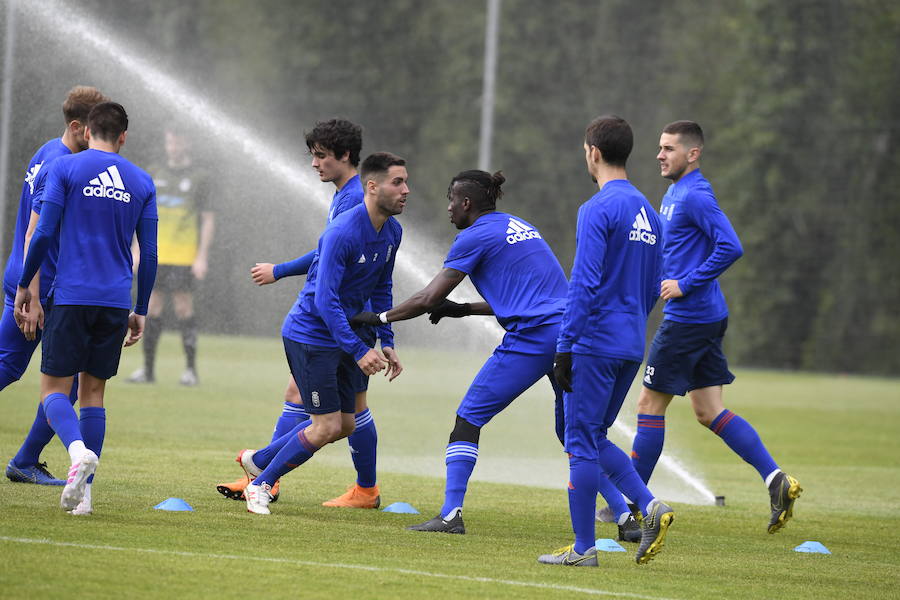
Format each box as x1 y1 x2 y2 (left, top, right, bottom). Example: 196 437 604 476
553 352 573 393
349 311 381 328
428 300 471 324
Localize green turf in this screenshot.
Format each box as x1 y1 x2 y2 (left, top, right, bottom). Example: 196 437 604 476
1 334 898 599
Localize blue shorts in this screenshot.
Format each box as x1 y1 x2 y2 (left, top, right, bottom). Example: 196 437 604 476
564 354 641 460
457 322 562 428
0 294 41 383
41 303 130 379
643 317 735 396
283 337 356 415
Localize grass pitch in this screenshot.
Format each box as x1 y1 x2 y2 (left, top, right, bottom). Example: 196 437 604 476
1 333 898 599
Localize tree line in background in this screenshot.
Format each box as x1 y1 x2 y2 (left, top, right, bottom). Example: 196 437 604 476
3 0 898 374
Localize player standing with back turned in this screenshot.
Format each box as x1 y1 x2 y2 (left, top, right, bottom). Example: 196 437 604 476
15 101 158 514
539 116 672 566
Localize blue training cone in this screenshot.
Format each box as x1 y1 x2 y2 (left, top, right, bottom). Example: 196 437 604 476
381 501 420 514
595 538 627 552
154 497 194 511
794 541 831 554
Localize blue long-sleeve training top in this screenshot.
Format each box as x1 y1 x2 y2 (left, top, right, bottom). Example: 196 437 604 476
2 138 70 303
557 180 663 362
19 149 158 315
658 169 743 324
282 202 401 360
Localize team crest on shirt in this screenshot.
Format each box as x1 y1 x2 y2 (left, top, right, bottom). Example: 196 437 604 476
24 161 44 194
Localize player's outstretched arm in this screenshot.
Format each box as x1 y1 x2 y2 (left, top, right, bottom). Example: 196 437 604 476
251 250 316 286
351 268 468 327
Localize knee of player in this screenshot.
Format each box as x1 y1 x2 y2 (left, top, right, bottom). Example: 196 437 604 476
636 387 669 415
448 415 481 445
694 410 716 428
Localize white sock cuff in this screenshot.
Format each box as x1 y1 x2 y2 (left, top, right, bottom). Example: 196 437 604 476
67 440 87 465
764 469 782 488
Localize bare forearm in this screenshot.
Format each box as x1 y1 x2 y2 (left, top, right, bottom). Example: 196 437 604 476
468 302 493 315
386 289 445 322
384 268 465 323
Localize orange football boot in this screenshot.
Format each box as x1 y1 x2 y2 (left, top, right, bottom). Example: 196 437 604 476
322 484 381 508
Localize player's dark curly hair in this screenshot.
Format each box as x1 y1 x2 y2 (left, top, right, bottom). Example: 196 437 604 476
305 119 363 167
449 170 505 211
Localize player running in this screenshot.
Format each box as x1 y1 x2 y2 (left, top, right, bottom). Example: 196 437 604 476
14 101 158 515
233 152 405 516
629 120 801 533
538 116 672 567
351 169 573 536
216 119 389 509
3 86 107 486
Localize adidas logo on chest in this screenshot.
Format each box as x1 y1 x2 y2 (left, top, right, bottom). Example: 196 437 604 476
629 206 657 245
505 217 542 245
83 165 131 203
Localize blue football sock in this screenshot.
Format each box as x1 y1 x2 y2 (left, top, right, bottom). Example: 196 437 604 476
440 441 478 519
569 456 600 555
596 438 655 516
42 393 82 448
596 471 630 519
271 401 308 442
631 414 665 483
254 418 311 469
710 409 779 480
11 378 77 468
347 408 377 488
79 407 106 484
253 428 318 487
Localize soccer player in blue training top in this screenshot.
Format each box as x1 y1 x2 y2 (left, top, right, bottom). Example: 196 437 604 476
2 85 107 486
14 101 158 515
217 119 392 509
235 151 405 516
630 120 802 533
352 169 582 536
538 115 672 567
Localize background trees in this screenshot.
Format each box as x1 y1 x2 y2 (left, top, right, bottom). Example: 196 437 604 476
3 0 898 373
